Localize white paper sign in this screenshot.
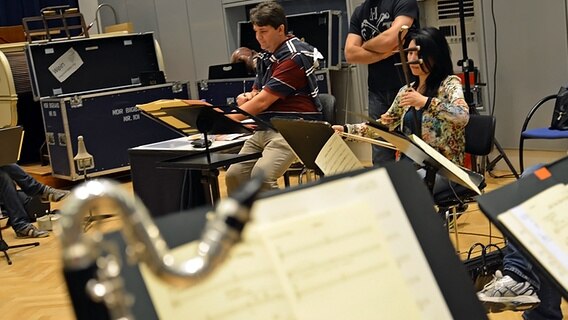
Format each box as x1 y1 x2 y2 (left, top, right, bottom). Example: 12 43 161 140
48 48 84 82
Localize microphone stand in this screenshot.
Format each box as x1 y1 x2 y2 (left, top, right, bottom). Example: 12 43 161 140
456 0 519 178
74 136 116 231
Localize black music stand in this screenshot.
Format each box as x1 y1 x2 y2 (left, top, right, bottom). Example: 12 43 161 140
141 104 256 160
0 224 40 265
143 104 261 204
366 120 481 196
95 162 487 319
271 118 336 176
477 156 568 300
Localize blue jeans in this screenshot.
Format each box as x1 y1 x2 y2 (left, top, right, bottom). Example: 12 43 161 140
504 164 563 320
0 164 45 232
503 243 563 320
369 90 397 166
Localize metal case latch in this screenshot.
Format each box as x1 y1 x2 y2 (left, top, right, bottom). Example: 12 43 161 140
171 82 183 93
70 95 83 108
199 80 208 91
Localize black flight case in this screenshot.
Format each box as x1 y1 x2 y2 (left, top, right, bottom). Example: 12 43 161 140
25 32 186 180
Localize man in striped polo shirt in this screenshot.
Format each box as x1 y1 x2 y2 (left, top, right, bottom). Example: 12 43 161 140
225 1 323 195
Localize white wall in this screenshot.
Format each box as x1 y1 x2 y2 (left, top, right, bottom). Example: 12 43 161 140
478 0 568 151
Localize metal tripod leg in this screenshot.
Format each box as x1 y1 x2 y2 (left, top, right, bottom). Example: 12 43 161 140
0 231 40 265
487 139 520 179
83 211 116 232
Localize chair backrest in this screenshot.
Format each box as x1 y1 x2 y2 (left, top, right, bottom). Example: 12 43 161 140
465 114 495 156
319 93 336 124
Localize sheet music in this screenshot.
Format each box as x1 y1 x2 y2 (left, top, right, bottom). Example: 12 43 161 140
136 99 210 112
140 232 295 320
315 133 363 175
140 168 452 319
498 183 568 290
407 134 480 195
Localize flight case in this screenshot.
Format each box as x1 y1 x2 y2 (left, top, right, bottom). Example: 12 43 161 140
197 69 331 105
25 33 186 180
40 83 187 180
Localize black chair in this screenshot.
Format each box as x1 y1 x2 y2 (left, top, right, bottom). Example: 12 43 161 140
434 114 495 205
519 94 568 173
433 114 496 250
283 93 336 187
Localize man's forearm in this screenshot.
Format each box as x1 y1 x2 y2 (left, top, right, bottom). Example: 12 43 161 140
345 45 393 64
361 33 398 54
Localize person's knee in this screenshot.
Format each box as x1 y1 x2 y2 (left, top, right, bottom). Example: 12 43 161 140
225 164 249 193
225 165 239 184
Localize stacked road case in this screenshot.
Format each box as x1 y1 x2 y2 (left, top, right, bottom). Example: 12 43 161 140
25 33 186 180
197 69 331 106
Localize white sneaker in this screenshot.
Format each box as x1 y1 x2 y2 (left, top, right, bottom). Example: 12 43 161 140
477 270 540 312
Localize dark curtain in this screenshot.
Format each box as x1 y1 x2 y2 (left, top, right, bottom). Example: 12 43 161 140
0 0 79 26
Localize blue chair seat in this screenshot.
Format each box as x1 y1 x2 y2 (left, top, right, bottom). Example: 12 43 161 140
521 127 568 139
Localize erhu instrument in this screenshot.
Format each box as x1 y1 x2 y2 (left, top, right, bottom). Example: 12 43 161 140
58 176 263 320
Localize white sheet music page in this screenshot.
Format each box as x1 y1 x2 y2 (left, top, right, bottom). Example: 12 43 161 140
407 134 480 194
498 183 568 290
253 168 452 319
314 133 363 175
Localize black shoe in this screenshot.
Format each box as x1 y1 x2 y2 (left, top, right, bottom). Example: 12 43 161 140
41 187 70 202
15 224 49 238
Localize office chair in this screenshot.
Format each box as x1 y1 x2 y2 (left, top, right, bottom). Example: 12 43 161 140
283 93 336 187
433 114 496 251
519 94 568 173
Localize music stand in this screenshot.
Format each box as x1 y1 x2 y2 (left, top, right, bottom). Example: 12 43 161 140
271 118 336 176
366 120 481 196
100 162 487 319
140 103 261 204
477 157 568 300
0 126 40 265
142 103 253 159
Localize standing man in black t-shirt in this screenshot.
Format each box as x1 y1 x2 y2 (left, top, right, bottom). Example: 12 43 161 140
346 0 419 166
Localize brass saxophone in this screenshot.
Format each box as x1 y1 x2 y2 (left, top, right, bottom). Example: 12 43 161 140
58 177 262 320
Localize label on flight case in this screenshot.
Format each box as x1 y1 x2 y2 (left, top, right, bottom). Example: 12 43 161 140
48 48 84 83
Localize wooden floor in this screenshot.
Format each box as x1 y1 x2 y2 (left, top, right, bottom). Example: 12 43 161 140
1 166 566 319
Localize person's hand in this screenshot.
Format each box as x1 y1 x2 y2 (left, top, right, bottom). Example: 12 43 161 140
380 113 396 125
236 92 256 106
399 88 428 109
244 123 258 130
331 124 344 132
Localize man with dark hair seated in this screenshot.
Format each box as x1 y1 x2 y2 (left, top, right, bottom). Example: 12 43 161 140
0 164 69 238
